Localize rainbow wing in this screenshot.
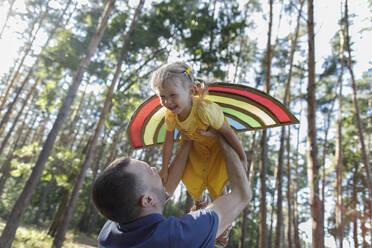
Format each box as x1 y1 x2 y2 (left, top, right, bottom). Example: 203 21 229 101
127 82 299 149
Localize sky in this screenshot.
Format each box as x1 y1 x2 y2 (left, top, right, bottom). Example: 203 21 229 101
0 0 371 247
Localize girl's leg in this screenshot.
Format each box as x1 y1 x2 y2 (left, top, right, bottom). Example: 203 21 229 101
190 192 211 211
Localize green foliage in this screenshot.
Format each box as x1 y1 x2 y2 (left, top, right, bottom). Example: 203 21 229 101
47 146 82 189
163 200 185 219
0 219 97 247
9 143 41 178
41 29 86 71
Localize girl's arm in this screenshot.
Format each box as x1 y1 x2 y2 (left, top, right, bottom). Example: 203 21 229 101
218 122 247 170
161 130 174 185
164 139 192 196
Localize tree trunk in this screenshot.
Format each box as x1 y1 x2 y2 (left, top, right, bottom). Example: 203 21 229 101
306 0 324 247
0 99 32 197
206 0 217 75
268 181 276 248
103 121 125 169
282 2 304 245
31 112 50 145
52 1 143 246
352 167 358 248
344 1 372 237
33 175 54 225
184 192 193 214
48 189 70 237
259 130 268 248
0 0 73 133
0 68 34 133
239 133 257 248
0 1 115 246
0 79 38 157
77 137 105 232
286 129 293 248
335 13 346 248
0 0 50 112
293 125 301 248
259 0 273 247
60 83 88 147
274 127 285 248
239 207 248 248
361 198 368 248
0 19 38 111
0 151 17 198
18 106 38 148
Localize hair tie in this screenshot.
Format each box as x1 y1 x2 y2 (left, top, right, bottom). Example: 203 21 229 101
185 67 191 75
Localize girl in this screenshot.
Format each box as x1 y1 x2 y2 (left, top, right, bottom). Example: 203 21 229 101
150 61 247 202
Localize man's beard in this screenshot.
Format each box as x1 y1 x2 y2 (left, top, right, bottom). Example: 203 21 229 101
152 187 169 209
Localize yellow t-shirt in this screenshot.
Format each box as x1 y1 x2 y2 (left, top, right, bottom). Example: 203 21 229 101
165 97 228 200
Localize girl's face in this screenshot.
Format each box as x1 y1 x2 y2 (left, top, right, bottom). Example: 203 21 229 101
157 78 193 119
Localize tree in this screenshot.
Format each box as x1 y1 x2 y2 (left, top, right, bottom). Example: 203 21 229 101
259 1 273 247
344 1 372 240
52 1 145 246
306 0 324 247
0 0 49 113
335 5 346 247
0 1 116 247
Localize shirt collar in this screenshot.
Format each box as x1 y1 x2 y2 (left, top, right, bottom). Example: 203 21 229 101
118 214 165 232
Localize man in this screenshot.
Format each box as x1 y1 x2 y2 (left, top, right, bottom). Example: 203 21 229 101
92 133 251 248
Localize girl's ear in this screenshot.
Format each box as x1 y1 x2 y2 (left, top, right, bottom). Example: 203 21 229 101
191 85 196 95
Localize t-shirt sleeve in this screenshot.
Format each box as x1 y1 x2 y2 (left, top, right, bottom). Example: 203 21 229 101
197 100 225 130
165 110 176 131
170 209 219 248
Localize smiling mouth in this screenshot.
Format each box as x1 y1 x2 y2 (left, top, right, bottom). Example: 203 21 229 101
167 106 177 111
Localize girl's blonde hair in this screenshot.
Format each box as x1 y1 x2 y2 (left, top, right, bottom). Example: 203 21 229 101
150 61 208 100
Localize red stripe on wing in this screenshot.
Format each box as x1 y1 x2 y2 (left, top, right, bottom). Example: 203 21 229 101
129 97 161 148
209 87 291 123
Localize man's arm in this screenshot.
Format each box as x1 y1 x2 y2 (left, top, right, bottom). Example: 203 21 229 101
164 140 192 196
207 134 251 237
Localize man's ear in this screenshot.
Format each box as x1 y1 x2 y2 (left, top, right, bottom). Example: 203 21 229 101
139 194 155 208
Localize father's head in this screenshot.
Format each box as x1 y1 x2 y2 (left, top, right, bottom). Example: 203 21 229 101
92 157 168 224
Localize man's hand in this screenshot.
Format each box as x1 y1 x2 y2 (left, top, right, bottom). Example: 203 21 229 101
199 127 247 171
207 134 251 237
241 159 248 171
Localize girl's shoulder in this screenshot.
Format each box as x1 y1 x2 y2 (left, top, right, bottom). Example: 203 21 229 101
197 98 220 112
196 98 223 118
195 98 224 128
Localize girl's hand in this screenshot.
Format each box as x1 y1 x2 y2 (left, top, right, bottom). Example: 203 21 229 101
159 167 168 186
179 130 191 141
197 127 217 137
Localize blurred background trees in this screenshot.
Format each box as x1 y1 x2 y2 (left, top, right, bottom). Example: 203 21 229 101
0 0 371 247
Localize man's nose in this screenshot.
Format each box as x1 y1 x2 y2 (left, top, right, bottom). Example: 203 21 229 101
151 167 159 174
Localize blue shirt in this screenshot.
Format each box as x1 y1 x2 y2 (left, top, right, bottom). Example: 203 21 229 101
98 209 219 248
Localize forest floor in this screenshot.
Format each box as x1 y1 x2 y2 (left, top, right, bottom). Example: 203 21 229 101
0 220 97 247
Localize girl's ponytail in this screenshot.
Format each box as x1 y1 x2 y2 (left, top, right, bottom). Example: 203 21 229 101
194 78 209 101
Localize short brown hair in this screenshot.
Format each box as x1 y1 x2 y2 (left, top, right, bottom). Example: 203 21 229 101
92 157 144 223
